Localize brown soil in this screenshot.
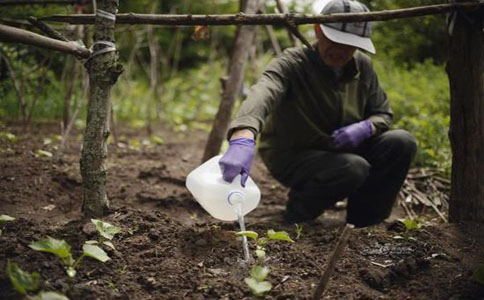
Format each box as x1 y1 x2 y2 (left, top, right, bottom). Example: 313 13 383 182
1 122 483 300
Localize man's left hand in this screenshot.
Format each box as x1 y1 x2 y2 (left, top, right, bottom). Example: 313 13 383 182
332 120 373 149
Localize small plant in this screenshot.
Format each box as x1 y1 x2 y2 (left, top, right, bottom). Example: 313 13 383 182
237 229 294 296
393 218 424 241
6 260 68 300
0 214 15 235
29 236 110 278
294 223 303 240
87 219 122 250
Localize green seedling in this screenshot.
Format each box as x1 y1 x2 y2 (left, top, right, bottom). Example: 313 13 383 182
393 218 424 241
0 214 15 235
6 260 69 300
35 150 53 158
244 265 272 296
294 223 303 240
0 131 18 143
150 135 165 145
29 236 110 278
237 229 294 296
87 219 122 250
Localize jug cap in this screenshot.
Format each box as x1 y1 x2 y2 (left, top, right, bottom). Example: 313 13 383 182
227 190 245 206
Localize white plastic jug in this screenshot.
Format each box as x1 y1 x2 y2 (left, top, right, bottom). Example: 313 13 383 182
186 155 261 221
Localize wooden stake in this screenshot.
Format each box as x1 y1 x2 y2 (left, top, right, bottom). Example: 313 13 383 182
312 224 354 300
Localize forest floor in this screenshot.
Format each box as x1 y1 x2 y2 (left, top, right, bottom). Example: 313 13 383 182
0 121 483 300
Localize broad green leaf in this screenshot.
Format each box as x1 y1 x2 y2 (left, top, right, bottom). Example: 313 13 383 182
82 244 110 262
33 291 70 300
401 219 422 231
0 214 15 223
236 230 258 240
473 265 484 285
128 139 141 149
150 135 165 145
267 230 295 243
251 265 270 282
244 277 272 295
35 150 53 158
29 237 73 266
91 219 122 240
6 260 40 295
103 241 116 250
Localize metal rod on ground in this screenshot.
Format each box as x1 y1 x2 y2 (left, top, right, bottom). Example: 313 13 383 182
312 223 354 300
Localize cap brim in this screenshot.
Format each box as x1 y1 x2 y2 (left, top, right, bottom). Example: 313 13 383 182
320 24 376 54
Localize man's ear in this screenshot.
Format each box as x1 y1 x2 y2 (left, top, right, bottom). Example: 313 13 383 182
314 24 323 38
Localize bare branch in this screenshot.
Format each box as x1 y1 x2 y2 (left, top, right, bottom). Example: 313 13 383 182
27 16 70 42
0 0 81 6
38 2 484 25
0 24 90 58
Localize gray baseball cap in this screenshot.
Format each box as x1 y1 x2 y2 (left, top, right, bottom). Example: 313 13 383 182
320 0 375 54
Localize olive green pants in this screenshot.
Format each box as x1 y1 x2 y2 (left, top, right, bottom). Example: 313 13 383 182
267 129 417 227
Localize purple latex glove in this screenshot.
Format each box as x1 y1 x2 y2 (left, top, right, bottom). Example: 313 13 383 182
332 120 373 149
219 138 256 187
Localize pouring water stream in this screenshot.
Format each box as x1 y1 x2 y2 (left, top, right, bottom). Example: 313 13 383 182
234 202 251 264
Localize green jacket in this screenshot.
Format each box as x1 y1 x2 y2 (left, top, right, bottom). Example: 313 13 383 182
228 46 392 173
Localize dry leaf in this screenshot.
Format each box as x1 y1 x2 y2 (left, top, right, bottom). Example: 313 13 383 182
192 25 210 41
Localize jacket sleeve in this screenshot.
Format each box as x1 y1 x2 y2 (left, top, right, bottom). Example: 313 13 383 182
227 51 295 139
364 65 393 135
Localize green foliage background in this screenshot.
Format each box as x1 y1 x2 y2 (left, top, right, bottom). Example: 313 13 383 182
0 0 451 175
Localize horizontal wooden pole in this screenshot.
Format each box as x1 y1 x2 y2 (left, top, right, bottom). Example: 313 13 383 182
0 24 90 58
37 2 484 25
0 0 79 6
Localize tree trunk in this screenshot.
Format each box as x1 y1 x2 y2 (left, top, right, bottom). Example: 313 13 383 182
81 0 123 217
202 0 261 162
446 5 484 223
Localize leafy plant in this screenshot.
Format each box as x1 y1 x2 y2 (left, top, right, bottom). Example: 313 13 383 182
244 265 272 296
0 214 15 235
0 131 18 143
236 229 294 296
6 260 69 300
29 236 110 278
87 219 122 250
6 260 40 295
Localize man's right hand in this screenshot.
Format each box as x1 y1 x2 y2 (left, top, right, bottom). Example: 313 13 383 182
219 137 255 187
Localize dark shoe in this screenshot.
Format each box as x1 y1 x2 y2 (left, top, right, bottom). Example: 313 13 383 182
283 198 322 224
